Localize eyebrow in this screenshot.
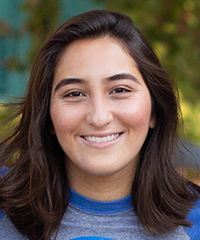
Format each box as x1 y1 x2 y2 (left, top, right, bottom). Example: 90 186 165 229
54 78 86 93
54 73 140 93
106 73 140 84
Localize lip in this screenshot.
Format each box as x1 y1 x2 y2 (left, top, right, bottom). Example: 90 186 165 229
79 132 124 149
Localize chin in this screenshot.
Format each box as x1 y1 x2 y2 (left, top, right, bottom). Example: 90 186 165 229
83 166 123 177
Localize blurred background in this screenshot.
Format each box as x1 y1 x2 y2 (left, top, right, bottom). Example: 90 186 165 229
0 0 200 183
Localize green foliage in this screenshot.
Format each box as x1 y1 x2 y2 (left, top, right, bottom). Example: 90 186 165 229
1 0 199 144
181 94 200 146
0 0 59 71
0 0 59 138
21 0 60 66
0 106 17 141
97 0 200 144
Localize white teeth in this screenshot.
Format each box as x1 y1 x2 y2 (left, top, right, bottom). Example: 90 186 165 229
84 134 120 143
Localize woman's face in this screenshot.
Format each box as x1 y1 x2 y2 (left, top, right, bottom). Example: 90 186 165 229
50 37 155 178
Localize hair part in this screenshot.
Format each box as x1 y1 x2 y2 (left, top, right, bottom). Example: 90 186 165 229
0 10 199 239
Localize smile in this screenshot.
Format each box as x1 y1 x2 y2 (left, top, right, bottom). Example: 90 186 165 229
83 133 121 143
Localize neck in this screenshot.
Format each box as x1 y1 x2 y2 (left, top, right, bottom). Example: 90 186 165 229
67 161 136 202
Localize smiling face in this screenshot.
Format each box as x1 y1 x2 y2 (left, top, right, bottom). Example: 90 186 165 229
50 37 155 180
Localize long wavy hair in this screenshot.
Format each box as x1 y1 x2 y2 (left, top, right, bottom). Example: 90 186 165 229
0 10 199 240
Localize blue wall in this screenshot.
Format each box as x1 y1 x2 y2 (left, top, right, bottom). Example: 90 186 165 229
0 0 103 101
0 0 28 101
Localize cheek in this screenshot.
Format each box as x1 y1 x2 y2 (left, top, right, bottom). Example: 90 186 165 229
116 99 152 128
50 104 81 135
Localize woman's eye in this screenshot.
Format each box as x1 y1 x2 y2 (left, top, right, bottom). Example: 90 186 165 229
64 91 84 98
111 88 131 94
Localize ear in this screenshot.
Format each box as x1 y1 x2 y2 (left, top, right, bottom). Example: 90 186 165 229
149 114 156 129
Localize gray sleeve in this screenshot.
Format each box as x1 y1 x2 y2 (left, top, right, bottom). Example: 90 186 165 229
0 214 29 240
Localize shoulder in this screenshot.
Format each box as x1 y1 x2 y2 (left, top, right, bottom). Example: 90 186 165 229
0 166 9 178
0 214 28 239
184 197 200 240
0 209 5 221
0 166 9 221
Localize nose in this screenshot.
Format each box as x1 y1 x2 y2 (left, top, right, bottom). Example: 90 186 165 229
86 96 113 128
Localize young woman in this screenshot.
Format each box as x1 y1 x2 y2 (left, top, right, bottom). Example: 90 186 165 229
0 10 200 240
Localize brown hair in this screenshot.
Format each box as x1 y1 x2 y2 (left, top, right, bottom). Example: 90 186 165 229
0 10 199 239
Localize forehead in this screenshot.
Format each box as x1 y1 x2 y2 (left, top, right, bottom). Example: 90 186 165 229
51 36 151 102
61 36 132 60
54 36 137 77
